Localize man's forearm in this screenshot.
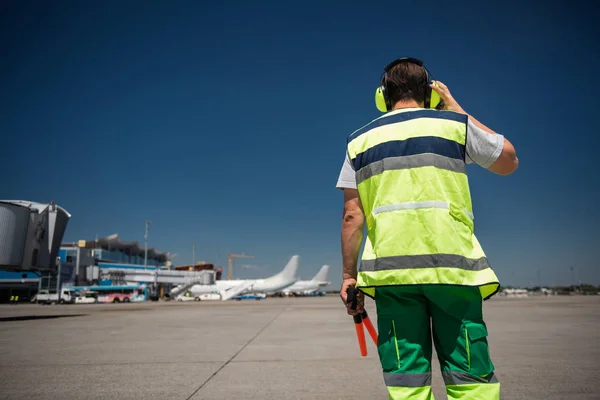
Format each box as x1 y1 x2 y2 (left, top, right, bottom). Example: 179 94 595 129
453 105 499 135
341 215 364 280
468 114 498 135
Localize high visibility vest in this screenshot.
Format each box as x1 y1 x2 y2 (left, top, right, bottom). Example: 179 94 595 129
346 108 500 300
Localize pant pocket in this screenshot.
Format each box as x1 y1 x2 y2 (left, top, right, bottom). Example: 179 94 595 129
463 320 495 377
377 316 401 373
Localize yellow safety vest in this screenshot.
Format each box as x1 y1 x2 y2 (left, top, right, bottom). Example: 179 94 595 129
346 108 500 300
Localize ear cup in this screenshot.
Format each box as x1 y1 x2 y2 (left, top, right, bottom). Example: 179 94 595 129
429 89 441 109
375 87 388 112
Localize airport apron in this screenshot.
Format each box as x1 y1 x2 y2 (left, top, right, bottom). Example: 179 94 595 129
346 108 500 400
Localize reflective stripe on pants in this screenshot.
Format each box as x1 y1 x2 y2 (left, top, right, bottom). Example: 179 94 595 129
387 385 435 400
384 373 434 400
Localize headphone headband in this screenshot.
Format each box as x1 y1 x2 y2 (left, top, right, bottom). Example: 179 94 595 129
383 57 424 73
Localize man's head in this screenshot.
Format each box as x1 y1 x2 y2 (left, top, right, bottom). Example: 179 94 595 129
382 59 428 108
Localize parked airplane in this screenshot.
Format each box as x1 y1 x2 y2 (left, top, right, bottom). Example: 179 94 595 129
170 255 299 301
278 264 330 295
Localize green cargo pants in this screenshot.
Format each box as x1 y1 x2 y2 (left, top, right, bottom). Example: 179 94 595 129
374 285 500 400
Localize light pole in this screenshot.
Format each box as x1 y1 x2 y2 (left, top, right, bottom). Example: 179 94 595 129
144 220 151 270
193 242 196 267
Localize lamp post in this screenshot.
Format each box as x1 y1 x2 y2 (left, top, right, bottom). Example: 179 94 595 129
193 242 196 267
144 220 151 270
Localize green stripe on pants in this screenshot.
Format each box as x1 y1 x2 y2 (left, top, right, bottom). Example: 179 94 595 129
375 285 500 400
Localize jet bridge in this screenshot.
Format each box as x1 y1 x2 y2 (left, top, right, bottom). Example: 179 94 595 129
100 267 215 285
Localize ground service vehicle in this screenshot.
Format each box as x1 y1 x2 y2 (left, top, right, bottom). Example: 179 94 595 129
34 288 77 304
75 292 98 304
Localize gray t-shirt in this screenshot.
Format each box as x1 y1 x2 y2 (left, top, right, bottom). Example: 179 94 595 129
336 117 505 190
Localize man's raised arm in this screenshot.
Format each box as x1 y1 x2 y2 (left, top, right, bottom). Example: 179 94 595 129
431 80 519 176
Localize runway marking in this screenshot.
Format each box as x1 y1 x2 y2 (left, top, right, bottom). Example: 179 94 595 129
184 305 291 400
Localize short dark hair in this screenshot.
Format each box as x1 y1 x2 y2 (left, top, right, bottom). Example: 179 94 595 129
384 61 428 106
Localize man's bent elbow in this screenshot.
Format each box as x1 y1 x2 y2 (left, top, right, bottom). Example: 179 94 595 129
509 155 519 174
489 155 518 175
488 140 519 176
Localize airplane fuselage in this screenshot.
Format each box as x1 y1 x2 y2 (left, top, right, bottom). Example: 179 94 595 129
281 280 328 294
187 277 296 296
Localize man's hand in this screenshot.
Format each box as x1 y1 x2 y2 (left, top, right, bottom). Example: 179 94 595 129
430 80 466 114
340 278 364 316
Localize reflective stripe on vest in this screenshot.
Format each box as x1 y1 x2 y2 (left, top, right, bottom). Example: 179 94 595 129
346 108 499 300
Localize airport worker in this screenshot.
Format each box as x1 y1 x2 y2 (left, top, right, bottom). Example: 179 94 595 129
336 57 518 400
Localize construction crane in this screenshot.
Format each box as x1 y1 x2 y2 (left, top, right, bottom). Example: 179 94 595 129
228 253 254 280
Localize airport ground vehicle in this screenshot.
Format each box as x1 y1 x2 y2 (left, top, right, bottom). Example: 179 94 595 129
68 285 147 303
233 293 267 301
34 288 77 304
75 292 98 304
176 292 221 301
176 292 199 302
199 293 221 301
94 285 146 303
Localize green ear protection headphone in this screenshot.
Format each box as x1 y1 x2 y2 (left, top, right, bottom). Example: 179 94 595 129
374 57 443 112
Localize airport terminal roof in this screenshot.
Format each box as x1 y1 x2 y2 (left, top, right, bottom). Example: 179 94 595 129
63 234 173 262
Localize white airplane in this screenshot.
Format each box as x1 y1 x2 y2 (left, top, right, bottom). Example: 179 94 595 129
170 255 299 301
279 264 330 295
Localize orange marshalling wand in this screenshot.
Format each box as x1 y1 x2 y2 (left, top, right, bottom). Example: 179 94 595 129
361 310 378 346
353 313 368 356
346 287 378 357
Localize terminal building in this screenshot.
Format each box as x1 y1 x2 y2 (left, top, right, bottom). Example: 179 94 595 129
60 233 172 283
0 233 174 303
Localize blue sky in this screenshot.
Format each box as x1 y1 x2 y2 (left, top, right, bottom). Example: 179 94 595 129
2 1 598 288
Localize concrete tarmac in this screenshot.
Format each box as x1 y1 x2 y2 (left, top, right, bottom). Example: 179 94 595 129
0 295 599 400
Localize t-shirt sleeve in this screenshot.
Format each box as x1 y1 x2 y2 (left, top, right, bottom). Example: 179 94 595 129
465 117 505 168
336 151 357 190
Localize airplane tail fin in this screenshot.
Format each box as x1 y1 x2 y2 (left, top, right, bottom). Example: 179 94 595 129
274 255 299 282
312 265 329 283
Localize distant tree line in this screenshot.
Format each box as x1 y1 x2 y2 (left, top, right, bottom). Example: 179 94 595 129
499 284 600 295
